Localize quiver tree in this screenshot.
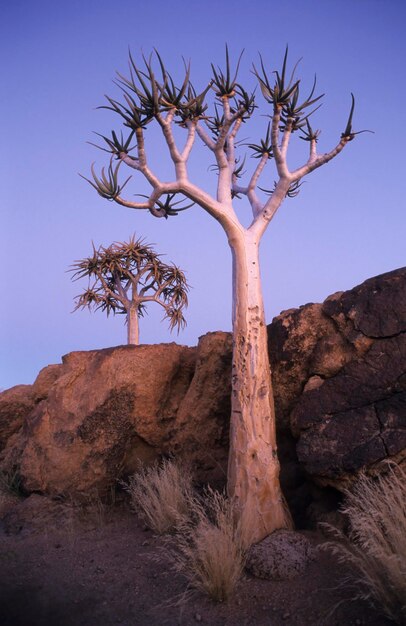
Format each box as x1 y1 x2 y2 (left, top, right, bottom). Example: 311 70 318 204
84 47 368 545
70 236 189 345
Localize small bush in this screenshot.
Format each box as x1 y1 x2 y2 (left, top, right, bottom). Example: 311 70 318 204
323 464 406 624
171 488 245 602
123 458 194 534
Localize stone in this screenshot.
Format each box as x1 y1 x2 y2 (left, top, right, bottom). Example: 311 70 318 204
31 364 64 402
0 365 64 452
0 335 231 499
173 331 232 484
13 343 197 498
245 530 313 580
0 385 35 451
288 268 406 489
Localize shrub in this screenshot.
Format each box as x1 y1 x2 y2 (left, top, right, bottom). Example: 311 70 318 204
171 488 245 602
123 458 194 534
323 464 406 624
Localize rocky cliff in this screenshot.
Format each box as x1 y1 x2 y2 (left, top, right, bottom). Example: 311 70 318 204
1 268 405 519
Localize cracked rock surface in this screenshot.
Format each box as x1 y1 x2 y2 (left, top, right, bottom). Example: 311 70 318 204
269 267 406 489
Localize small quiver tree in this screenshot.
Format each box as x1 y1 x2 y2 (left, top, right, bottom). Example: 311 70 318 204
70 236 189 345
83 47 369 546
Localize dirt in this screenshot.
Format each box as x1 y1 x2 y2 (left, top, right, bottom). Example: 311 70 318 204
0 495 395 626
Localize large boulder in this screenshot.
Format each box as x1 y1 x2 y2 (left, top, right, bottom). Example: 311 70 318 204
0 334 232 499
0 365 63 451
270 268 406 490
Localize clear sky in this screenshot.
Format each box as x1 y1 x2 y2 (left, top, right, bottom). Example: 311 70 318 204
1 0 405 390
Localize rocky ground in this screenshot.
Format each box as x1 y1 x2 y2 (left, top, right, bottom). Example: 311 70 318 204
0 494 395 626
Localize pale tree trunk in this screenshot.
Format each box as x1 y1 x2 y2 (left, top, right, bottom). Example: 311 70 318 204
127 306 139 345
227 228 292 545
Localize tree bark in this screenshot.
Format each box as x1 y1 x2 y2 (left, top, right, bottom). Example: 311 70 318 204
127 306 140 345
227 228 292 545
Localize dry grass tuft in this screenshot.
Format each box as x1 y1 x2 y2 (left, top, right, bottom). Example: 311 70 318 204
322 463 406 624
122 458 194 534
170 488 245 603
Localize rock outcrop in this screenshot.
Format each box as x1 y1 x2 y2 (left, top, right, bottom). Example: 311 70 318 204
0 334 232 498
270 267 406 489
0 365 63 451
0 268 404 505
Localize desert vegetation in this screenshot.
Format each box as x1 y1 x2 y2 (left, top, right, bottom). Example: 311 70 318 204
171 488 245 603
84 46 366 544
70 236 189 345
122 458 194 533
123 459 245 602
323 464 406 624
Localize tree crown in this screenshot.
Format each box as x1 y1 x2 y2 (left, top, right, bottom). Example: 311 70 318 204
70 236 189 333
83 46 371 233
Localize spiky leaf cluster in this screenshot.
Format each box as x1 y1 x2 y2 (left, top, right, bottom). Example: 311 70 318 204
138 193 194 218
253 47 323 134
89 130 136 157
299 119 321 142
101 50 213 133
70 236 189 332
260 179 303 198
340 93 372 141
211 46 243 98
247 123 273 158
81 162 131 200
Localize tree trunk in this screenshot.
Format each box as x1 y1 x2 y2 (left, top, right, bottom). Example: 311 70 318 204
127 306 140 345
227 228 292 546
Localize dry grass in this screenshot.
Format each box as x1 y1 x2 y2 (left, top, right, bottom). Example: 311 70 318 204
322 463 406 624
125 459 245 602
122 458 194 534
170 488 246 603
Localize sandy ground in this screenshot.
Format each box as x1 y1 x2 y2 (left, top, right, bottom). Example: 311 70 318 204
0 495 395 626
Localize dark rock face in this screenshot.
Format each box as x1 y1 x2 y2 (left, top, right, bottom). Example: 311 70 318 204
271 268 406 489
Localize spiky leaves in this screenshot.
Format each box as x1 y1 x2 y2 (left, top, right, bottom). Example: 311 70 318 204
211 45 244 98
70 236 189 342
248 123 273 158
80 162 131 200
253 48 323 132
341 93 373 141
88 130 136 157
209 46 256 134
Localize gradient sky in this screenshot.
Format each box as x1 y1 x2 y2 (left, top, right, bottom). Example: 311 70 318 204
1 0 405 390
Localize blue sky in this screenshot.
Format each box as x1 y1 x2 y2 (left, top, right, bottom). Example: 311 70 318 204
1 0 405 389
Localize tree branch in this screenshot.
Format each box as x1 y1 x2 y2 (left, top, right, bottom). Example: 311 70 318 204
119 127 162 188
96 271 127 307
114 273 131 304
194 122 216 150
280 118 293 160
114 195 151 210
181 120 198 160
291 136 349 180
271 105 290 178
250 178 291 237
156 107 182 163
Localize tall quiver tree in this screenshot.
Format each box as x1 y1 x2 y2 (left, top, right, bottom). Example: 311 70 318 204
84 47 368 545
70 236 189 345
